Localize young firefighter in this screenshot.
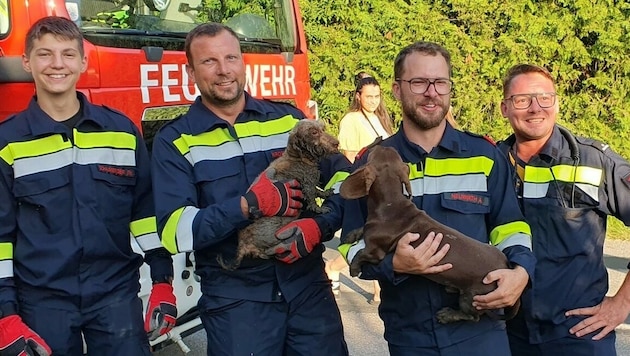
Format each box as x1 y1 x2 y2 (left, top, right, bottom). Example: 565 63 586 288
0 16 176 355
498 63 630 356
150 23 349 355
340 41 536 355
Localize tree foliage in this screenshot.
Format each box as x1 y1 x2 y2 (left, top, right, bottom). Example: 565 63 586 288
300 0 630 237
301 0 630 157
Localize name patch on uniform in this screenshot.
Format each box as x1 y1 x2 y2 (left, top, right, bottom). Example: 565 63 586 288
98 165 135 177
271 150 284 159
444 192 489 206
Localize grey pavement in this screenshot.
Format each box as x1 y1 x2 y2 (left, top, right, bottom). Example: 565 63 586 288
154 239 630 356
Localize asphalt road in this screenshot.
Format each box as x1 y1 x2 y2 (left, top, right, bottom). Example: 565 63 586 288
154 239 630 356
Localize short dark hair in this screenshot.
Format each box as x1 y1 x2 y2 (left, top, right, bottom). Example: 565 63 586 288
394 41 452 79
502 64 556 97
185 22 240 65
25 16 84 57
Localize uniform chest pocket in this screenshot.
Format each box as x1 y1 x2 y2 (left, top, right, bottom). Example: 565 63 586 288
13 173 71 207
193 161 243 206
441 192 491 239
90 165 136 220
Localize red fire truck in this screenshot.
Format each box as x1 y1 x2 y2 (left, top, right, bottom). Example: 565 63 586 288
0 0 315 352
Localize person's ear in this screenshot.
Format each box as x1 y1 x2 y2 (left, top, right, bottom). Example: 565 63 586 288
392 81 401 101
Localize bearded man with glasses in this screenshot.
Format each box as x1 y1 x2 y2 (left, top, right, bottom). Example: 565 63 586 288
497 63 630 356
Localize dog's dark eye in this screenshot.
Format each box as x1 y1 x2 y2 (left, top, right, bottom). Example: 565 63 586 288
309 128 319 135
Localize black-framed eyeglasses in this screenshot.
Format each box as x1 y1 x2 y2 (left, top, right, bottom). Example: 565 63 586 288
504 92 557 110
396 78 453 95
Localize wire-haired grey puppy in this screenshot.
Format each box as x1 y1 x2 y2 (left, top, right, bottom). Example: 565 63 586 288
218 119 340 269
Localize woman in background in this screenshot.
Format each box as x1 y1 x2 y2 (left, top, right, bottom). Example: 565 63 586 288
327 72 393 303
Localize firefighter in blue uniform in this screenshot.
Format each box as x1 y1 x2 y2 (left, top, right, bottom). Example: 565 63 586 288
339 41 536 356
150 23 349 356
498 63 630 356
0 17 176 356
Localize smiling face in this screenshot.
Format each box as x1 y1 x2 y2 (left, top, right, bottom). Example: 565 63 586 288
392 52 450 130
357 84 381 114
186 30 246 110
500 72 558 146
22 33 87 98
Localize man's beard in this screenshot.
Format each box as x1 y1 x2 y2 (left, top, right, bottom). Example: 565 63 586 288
201 79 245 107
402 98 448 130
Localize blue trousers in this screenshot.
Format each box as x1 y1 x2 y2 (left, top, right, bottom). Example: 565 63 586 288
388 327 511 356
20 296 151 356
199 280 348 356
508 328 616 356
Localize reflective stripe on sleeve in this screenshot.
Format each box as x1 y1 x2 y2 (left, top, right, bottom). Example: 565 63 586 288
0 243 13 279
325 171 350 193
130 217 162 251
489 220 532 249
338 239 365 265
162 206 199 254
495 232 533 252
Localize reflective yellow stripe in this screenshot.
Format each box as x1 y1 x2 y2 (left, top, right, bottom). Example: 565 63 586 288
408 162 423 179
0 242 12 260
0 135 71 163
524 165 602 186
425 156 494 177
325 171 349 191
162 207 185 254
130 216 157 237
234 115 298 138
173 128 235 155
489 220 531 246
338 242 351 261
74 130 136 150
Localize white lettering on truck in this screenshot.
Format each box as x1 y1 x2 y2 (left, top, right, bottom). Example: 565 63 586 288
140 64 296 104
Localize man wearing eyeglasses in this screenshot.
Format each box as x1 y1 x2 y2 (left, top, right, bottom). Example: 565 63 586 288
497 63 630 356
339 42 536 355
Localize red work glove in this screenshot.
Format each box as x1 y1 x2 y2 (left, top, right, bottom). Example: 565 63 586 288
0 315 51 356
244 169 303 219
267 218 322 264
144 283 177 341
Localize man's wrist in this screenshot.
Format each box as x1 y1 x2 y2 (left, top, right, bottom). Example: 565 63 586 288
153 275 174 285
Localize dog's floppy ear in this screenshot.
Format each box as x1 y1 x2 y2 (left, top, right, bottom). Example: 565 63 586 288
398 163 412 198
340 165 377 199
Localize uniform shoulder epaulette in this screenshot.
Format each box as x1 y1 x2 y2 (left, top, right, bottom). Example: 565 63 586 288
0 113 19 127
101 104 129 119
355 137 384 161
574 136 610 153
463 130 497 146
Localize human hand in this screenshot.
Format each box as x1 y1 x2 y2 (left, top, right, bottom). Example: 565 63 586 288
144 283 177 341
0 315 52 356
472 265 528 310
392 232 452 275
566 296 630 340
266 218 322 264
244 169 303 219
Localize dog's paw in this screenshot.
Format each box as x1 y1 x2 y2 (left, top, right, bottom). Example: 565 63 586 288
436 307 480 324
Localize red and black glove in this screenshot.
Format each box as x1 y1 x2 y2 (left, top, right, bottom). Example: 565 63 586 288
267 218 322 264
0 315 51 356
144 283 177 341
244 169 303 219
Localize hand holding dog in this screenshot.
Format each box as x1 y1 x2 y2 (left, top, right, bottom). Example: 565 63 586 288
472 265 528 310
392 232 453 275
566 292 630 340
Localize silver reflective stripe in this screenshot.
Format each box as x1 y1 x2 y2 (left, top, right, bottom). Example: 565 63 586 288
136 232 163 251
239 132 290 154
176 206 200 253
331 181 342 194
347 239 365 265
188 141 242 164
0 260 12 279
495 232 532 251
576 183 599 203
75 147 136 166
523 182 549 198
409 173 488 197
13 148 72 178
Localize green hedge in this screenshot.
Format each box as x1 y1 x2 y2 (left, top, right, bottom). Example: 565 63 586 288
301 0 630 238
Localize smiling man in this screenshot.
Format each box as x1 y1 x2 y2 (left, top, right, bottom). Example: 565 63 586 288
498 64 630 356
0 16 176 356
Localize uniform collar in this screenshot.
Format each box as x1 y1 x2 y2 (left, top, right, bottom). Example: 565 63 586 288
392 121 467 162
502 125 564 164
26 92 104 136
185 92 273 135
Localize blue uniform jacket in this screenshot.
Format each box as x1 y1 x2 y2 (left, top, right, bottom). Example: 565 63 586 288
498 125 630 343
0 93 172 314
151 94 349 304
341 123 536 348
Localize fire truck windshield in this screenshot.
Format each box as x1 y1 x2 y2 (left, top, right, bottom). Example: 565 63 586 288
64 0 297 53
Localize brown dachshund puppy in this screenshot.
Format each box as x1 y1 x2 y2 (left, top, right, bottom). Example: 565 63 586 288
339 145 520 324
218 119 340 269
